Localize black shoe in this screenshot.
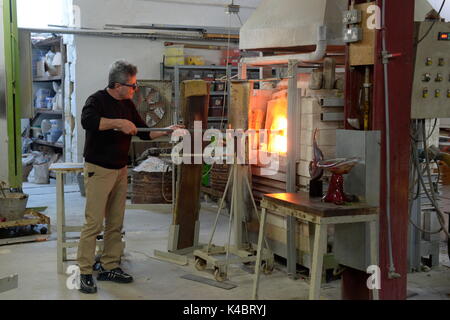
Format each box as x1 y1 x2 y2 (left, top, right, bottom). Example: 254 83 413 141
79 274 97 294
97 267 133 283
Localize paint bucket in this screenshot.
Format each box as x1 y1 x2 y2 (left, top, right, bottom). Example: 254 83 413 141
0 192 29 221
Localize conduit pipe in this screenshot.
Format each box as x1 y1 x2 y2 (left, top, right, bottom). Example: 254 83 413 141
240 26 328 66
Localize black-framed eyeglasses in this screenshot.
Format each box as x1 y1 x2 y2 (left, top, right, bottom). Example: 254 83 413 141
119 83 138 90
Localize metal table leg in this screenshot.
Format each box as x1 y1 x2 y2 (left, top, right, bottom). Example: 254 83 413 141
56 172 65 274
286 215 297 278
252 207 268 300
309 223 327 300
369 220 379 300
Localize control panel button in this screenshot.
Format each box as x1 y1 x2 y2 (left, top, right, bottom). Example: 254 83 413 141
423 88 429 98
426 57 432 66
436 73 443 82
422 73 431 82
435 89 441 98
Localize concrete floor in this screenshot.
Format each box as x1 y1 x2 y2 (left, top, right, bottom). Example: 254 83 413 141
0 182 450 300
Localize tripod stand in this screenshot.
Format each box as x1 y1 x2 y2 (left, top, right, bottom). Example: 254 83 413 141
193 160 274 282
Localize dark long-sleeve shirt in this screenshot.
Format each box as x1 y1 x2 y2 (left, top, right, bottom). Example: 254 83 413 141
81 89 151 169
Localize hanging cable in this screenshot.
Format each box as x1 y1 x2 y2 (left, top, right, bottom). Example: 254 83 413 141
420 121 450 238
236 13 243 26
416 0 446 45
410 140 443 234
410 119 438 142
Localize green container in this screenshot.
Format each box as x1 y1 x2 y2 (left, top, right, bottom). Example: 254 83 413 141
202 164 211 187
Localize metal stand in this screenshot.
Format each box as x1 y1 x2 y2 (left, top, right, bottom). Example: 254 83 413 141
193 162 274 282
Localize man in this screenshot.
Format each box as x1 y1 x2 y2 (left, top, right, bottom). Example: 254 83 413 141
77 60 182 294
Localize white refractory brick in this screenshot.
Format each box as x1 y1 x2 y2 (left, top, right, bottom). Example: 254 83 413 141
297 175 311 188
297 160 311 177
299 144 336 162
300 128 337 147
301 97 323 114
301 113 345 130
304 88 342 98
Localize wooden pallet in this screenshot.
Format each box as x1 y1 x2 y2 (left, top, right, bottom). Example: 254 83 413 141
0 210 51 246
0 209 50 229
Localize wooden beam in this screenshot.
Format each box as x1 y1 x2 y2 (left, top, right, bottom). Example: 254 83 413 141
372 0 413 300
172 80 210 249
342 0 414 300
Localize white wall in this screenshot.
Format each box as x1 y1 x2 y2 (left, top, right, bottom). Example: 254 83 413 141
72 0 259 162
74 0 257 29
427 0 450 20
17 0 71 28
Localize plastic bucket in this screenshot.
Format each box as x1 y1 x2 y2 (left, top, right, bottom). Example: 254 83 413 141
0 193 29 221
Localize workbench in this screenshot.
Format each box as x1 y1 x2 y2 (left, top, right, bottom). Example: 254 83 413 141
49 163 104 274
253 192 379 300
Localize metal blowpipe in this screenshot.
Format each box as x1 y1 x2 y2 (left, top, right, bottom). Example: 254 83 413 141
115 128 284 133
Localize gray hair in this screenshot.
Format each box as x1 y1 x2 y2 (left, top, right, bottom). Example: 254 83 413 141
108 60 137 88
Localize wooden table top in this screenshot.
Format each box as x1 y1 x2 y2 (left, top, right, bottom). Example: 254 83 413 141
262 192 378 218
49 163 84 172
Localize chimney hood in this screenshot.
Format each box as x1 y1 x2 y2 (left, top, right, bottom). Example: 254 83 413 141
239 0 347 51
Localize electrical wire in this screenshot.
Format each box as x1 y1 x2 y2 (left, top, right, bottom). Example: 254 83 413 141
408 123 450 267
416 0 446 45
409 119 450 238
410 141 443 234
381 0 399 279
410 119 438 142
421 122 450 238
236 13 243 26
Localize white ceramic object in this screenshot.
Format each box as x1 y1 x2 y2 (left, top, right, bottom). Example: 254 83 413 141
41 119 52 134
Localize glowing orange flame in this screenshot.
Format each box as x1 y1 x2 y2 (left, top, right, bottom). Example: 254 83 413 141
268 116 287 154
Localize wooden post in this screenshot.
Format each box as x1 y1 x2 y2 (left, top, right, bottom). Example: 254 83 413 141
343 0 414 300
229 82 251 248
171 80 209 250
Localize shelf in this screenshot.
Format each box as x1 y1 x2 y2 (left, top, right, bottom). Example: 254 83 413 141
33 139 63 149
208 117 226 122
165 65 231 70
163 64 260 70
33 76 62 82
34 109 63 115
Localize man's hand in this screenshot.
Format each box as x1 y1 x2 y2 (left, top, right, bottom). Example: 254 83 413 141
166 124 185 135
117 119 137 135
149 124 186 139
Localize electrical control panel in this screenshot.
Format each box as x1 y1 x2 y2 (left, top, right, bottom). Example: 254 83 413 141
343 9 362 43
411 22 450 119
343 9 362 25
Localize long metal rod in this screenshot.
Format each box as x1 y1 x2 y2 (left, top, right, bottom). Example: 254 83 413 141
224 163 238 276
135 128 284 133
381 0 399 279
206 165 234 253
244 170 270 250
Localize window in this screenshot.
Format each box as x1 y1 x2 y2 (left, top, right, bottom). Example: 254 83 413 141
17 0 72 28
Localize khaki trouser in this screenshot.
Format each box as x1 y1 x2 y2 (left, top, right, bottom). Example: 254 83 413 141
77 162 128 274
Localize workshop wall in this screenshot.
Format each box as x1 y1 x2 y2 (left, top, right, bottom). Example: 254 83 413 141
71 0 258 162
